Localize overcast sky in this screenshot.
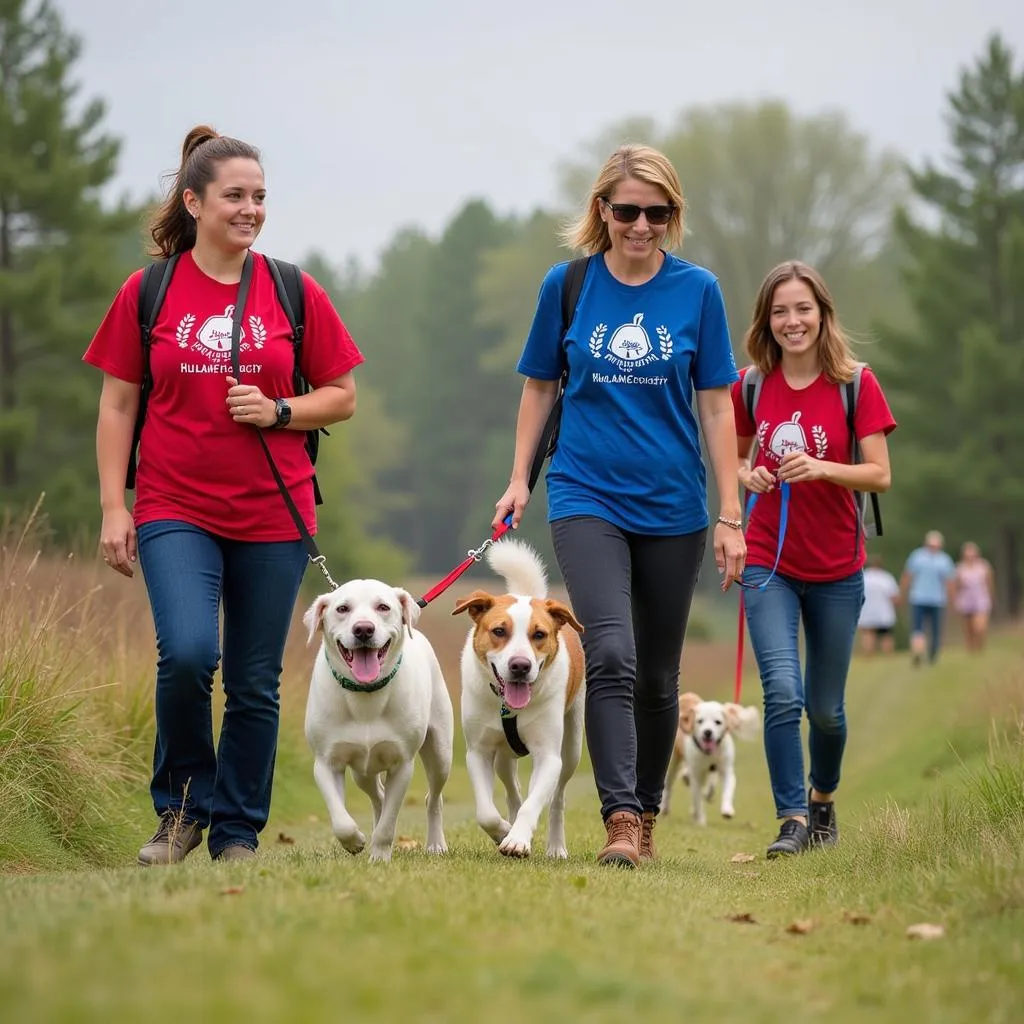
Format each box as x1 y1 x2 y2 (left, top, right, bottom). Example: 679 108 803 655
64 0 1023 271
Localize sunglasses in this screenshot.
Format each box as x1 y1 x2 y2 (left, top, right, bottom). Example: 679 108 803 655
601 198 675 226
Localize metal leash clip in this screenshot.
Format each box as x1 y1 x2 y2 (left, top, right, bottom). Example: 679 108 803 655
310 554 338 592
467 537 496 563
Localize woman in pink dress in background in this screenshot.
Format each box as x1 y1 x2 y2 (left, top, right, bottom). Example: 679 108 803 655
953 542 995 653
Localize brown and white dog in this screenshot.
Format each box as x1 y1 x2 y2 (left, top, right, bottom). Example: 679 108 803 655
660 691 760 825
453 539 585 859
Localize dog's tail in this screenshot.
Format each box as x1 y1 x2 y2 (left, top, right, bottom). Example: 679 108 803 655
486 538 548 598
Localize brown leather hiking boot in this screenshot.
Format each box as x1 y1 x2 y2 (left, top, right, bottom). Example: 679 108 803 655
639 811 658 863
597 810 641 867
137 811 202 867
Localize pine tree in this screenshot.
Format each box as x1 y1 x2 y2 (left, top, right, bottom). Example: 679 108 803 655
0 0 139 535
878 33 1024 616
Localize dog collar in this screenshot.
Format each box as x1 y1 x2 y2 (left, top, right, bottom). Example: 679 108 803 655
328 652 403 693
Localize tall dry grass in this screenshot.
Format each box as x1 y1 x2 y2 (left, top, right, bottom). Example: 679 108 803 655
0 500 156 870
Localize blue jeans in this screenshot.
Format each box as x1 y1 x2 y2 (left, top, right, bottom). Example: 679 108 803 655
137 520 307 856
910 604 944 663
742 566 864 819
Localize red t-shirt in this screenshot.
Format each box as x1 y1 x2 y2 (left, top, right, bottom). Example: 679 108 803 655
84 250 364 541
731 366 897 582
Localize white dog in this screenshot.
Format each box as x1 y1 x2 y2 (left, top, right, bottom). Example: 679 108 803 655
452 539 585 859
303 580 454 863
660 691 760 825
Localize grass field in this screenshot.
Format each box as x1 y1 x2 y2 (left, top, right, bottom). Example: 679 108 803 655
1 529 1022 1023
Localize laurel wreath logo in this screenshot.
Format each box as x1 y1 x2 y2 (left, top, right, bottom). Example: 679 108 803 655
812 425 828 459
248 315 267 350
590 324 607 358
756 421 769 452
176 314 195 349
656 325 673 360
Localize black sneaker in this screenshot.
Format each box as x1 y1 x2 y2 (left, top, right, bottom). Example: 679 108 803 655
808 793 839 847
766 819 810 859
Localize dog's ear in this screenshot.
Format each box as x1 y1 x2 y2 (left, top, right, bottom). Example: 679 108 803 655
680 706 696 735
544 599 584 635
452 590 495 621
302 594 332 645
679 691 702 716
724 702 761 741
394 588 421 638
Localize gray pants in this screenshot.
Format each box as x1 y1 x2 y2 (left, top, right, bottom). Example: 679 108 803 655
551 516 706 820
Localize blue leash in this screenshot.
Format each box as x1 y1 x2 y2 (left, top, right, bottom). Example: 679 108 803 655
743 480 790 590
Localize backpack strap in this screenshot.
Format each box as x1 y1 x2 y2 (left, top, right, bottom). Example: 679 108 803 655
265 256 325 507
128 255 179 489
842 365 883 549
526 255 591 493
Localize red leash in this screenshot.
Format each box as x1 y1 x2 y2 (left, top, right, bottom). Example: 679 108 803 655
734 590 746 703
415 516 513 608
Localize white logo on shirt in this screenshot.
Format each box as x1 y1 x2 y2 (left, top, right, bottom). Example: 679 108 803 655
196 305 244 353
591 313 674 374
763 412 829 463
174 310 267 368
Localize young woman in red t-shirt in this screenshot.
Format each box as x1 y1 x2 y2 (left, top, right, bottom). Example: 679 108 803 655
84 125 364 866
731 261 896 858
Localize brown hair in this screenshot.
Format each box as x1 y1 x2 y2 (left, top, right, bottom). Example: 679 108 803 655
561 144 686 254
743 260 858 383
148 125 262 258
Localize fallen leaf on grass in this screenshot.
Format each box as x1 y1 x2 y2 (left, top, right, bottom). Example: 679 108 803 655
276 832 295 845
395 836 420 851
786 919 816 935
730 852 756 863
220 886 245 896
907 923 945 941
727 912 758 925
843 911 872 926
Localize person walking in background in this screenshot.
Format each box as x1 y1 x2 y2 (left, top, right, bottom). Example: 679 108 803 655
492 144 746 868
901 530 956 667
952 541 994 653
733 260 896 860
84 125 363 866
858 554 901 655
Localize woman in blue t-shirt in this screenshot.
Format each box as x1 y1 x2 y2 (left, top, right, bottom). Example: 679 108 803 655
492 144 746 868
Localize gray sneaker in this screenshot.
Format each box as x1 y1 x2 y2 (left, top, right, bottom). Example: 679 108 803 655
213 844 256 862
137 812 203 866
808 792 840 847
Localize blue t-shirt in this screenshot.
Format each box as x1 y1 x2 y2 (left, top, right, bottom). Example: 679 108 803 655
517 253 738 535
904 547 956 607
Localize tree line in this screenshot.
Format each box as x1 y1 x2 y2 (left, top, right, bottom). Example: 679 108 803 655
1 2 1021 615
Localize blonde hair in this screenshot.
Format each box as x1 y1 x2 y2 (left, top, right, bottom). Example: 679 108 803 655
561 144 686 254
743 260 858 383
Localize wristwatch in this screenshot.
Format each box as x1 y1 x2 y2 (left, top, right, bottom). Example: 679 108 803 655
273 398 292 429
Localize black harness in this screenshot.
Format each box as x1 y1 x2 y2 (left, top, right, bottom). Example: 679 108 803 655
490 683 529 757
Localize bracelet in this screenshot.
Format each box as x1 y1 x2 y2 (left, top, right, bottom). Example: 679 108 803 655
717 515 743 530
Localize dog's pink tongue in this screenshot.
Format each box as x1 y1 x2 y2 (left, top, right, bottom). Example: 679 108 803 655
504 680 531 710
351 648 381 685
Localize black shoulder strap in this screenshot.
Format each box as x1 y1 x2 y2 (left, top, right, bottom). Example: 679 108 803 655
265 256 325 506
265 257 305 341
128 255 179 489
842 365 883 549
526 256 591 493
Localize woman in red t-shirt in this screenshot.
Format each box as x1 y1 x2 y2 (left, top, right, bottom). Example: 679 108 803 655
731 260 896 859
84 125 364 866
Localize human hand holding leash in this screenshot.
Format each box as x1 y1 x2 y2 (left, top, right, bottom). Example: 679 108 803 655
226 376 276 428
492 479 531 531
776 451 830 484
100 506 137 577
740 464 776 494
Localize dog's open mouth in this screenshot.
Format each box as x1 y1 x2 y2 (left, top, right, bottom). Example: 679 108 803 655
491 663 531 711
338 638 392 685
697 736 720 756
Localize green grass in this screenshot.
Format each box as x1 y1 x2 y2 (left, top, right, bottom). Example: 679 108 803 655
1 532 1022 1023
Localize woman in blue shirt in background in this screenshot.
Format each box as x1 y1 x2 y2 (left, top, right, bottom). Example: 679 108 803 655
492 144 745 868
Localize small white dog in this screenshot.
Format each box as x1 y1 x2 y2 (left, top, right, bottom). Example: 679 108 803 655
660 691 760 825
453 539 585 859
303 579 454 863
